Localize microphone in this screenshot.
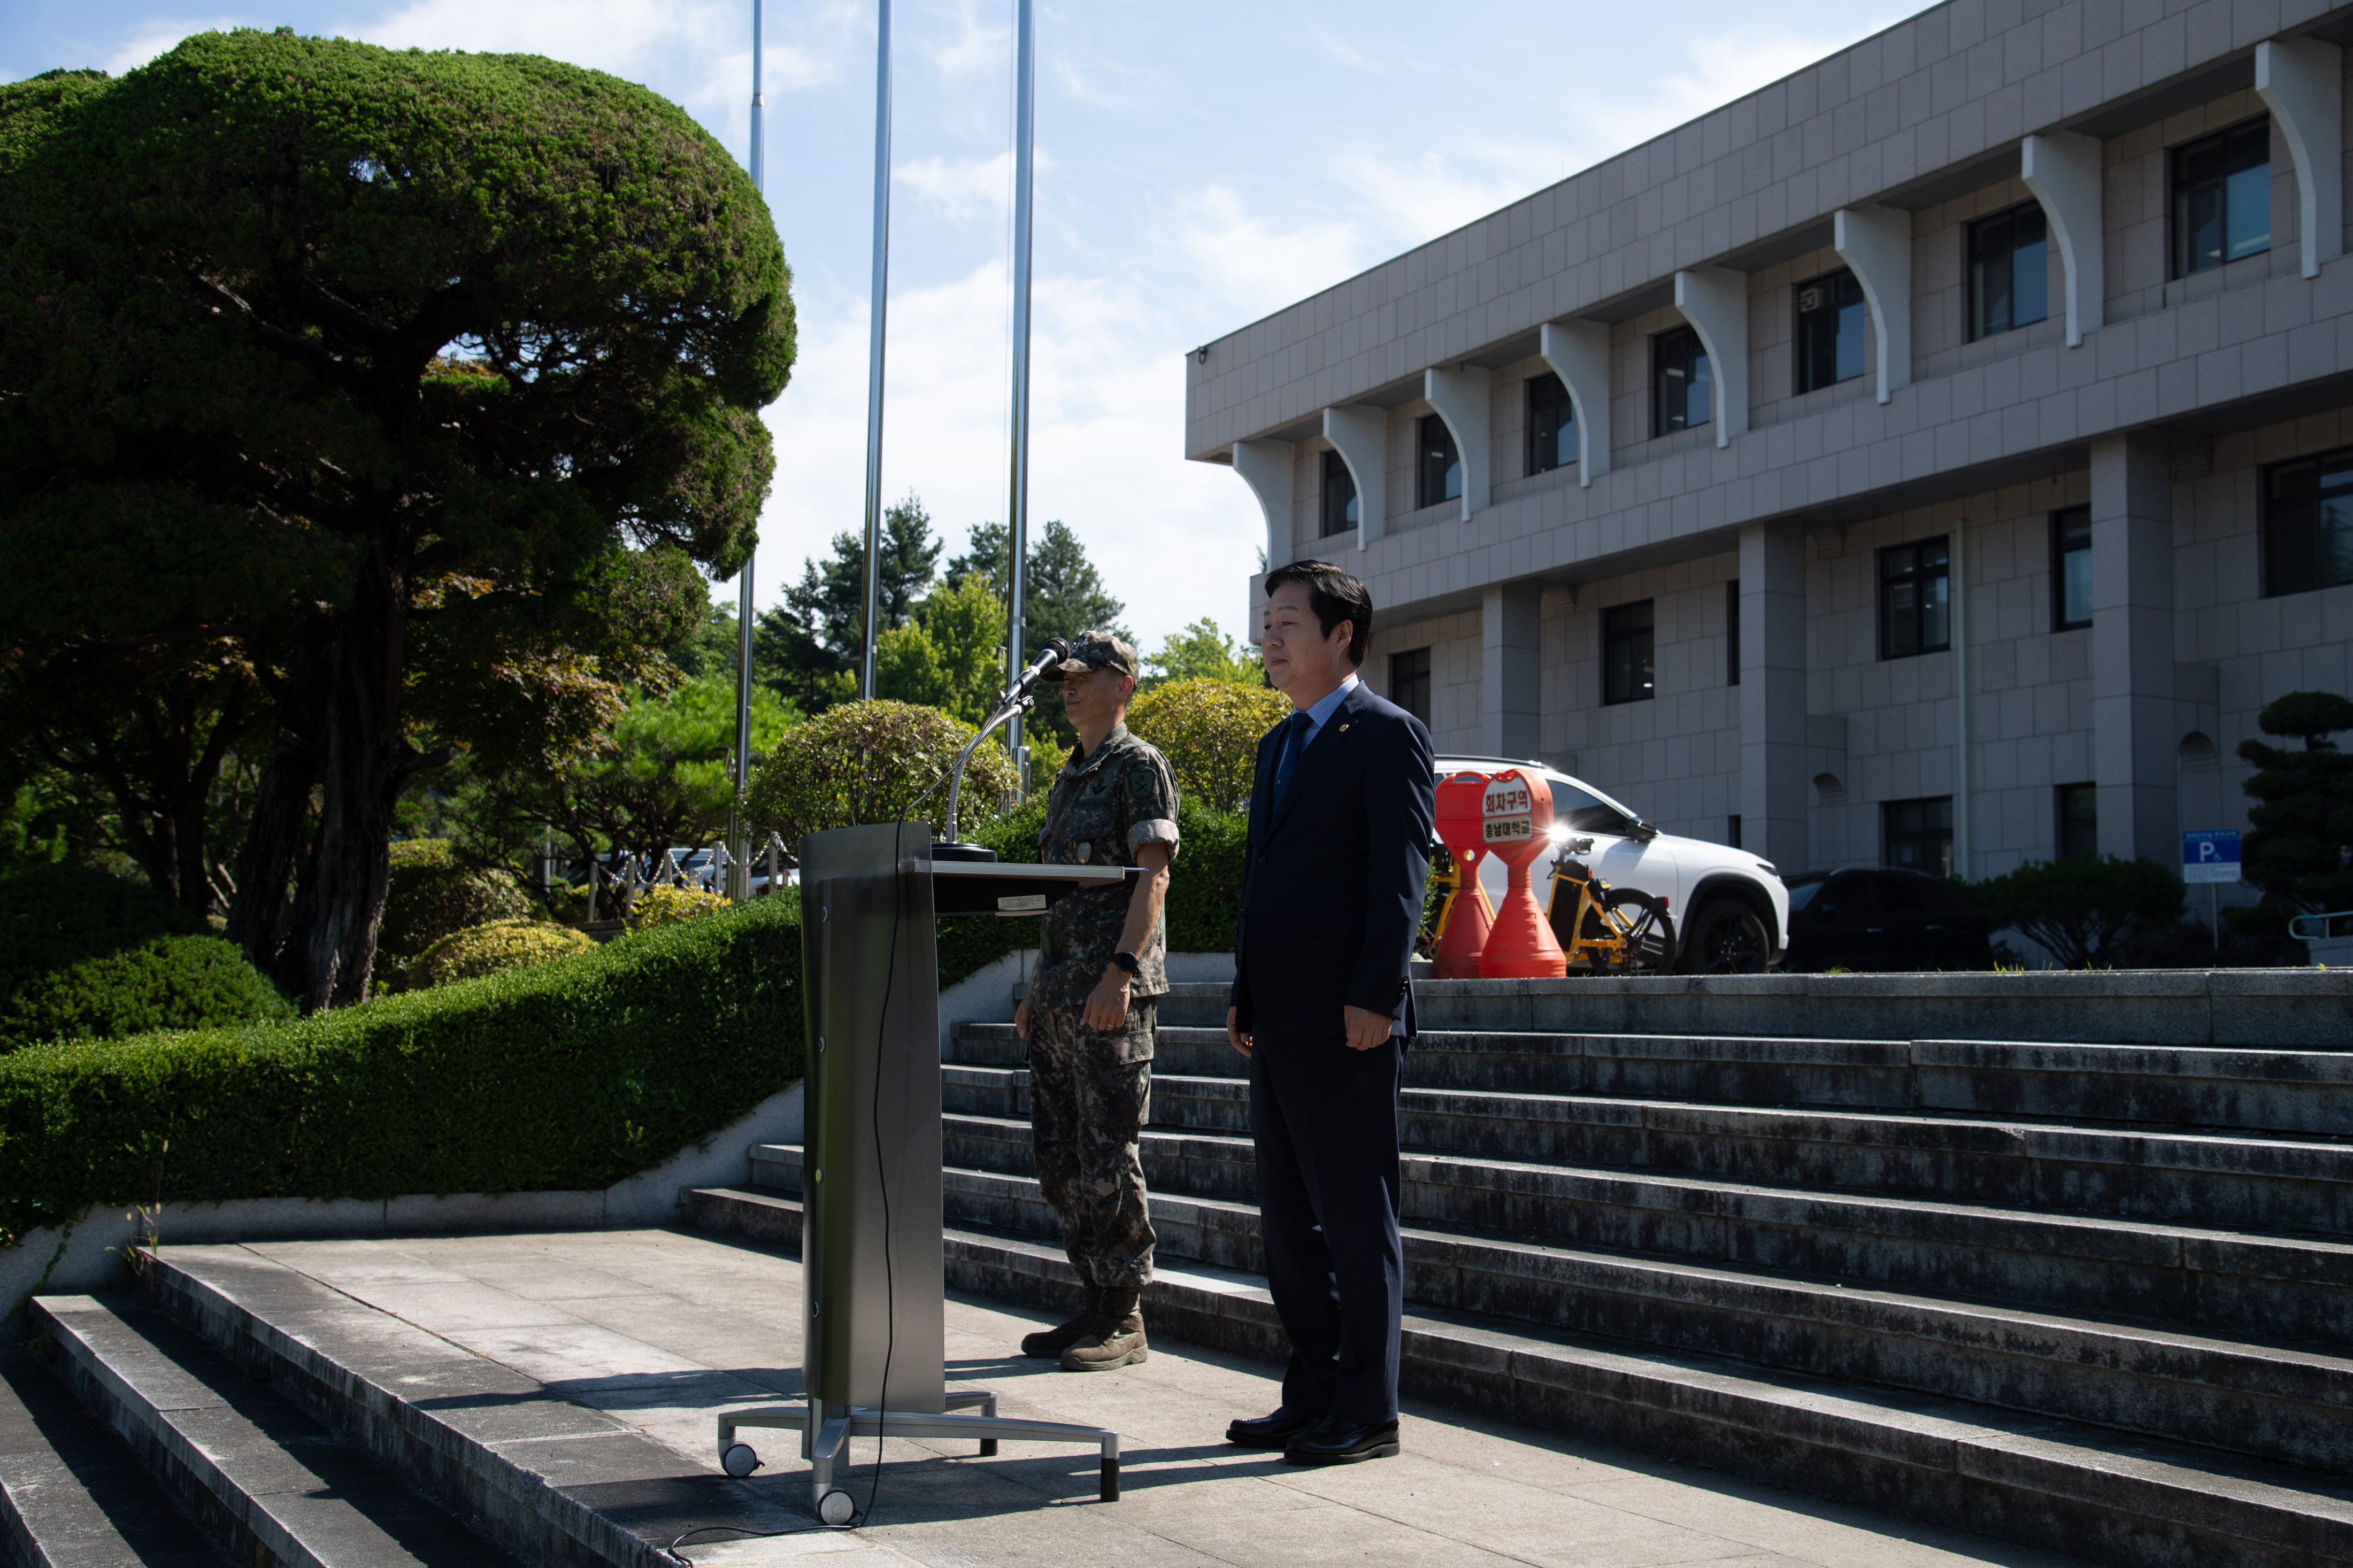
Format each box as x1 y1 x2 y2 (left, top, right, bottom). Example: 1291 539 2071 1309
1002 636 1071 704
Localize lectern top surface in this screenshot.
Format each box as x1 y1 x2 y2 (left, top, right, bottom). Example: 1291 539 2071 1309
929 860 1127 885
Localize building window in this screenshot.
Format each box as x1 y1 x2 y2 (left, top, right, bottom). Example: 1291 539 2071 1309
2051 506 2092 630
1879 537 1951 659
1968 203 2048 341
2174 120 2271 277
1727 815 1742 849
1320 449 1358 537
1527 372 1576 474
1884 796 1954 877
1725 578 1741 686
1795 269 1866 393
1417 414 1461 509
2263 446 2353 594
2056 783 2098 860
1602 600 1655 705
1654 325 1711 437
1389 647 1432 728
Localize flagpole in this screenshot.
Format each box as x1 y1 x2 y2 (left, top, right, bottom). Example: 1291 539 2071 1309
858 0 893 699
1004 0 1036 789
727 0 766 902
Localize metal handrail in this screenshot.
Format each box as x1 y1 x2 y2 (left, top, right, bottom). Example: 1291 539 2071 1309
2289 910 2353 941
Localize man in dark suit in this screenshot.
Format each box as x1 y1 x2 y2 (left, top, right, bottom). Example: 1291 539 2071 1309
1222 559 1435 1466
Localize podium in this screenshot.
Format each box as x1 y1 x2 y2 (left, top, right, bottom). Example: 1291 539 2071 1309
714 822 1133 1523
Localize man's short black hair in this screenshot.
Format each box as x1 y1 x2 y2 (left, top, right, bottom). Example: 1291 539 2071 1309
1263 559 1372 665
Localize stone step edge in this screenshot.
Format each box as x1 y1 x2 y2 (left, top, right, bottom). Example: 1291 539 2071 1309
120 1253 703 1568
0 1343 214 1568
679 1186 2353 1568
33 1293 467 1568
751 1140 2353 1298
934 1100 2353 1179
956 1020 2353 1079
740 1146 2353 1410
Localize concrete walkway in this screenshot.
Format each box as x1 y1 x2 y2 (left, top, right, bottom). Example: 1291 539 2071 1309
192 1228 2086 1568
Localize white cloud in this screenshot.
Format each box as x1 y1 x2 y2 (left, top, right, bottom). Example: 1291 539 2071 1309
899 150 1013 222
102 17 253 74
1171 187 1366 326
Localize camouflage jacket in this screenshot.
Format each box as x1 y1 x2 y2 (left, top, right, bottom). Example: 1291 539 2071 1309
1032 724 1180 1008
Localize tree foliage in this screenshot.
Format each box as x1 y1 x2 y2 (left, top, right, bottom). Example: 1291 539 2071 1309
1143 618 1264 688
876 575 1010 724
0 33 795 1010
1125 678 1291 815
947 517 1128 750
745 699 1016 855
411 917 596 989
755 495 939 714
1964 856 2185 968
2236 690 2353 917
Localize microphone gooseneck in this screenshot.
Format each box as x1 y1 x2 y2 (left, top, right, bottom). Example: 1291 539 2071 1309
942 637 1071 845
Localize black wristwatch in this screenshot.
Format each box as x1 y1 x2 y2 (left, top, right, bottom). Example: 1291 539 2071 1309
1110 950 1141 976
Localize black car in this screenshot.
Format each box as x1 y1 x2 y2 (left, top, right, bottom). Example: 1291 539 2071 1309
1783 868 1994 972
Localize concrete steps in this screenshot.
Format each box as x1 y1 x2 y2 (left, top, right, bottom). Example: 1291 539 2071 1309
26 1292 519 1567
0 1345 225 1567
680 1184 2353 1568
739 1142 2353 1473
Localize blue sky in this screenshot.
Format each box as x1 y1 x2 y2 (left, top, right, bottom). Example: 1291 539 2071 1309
7 0 1928 654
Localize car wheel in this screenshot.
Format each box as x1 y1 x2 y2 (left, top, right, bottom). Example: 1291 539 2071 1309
1602 888 1673 972
1678 897 1771 975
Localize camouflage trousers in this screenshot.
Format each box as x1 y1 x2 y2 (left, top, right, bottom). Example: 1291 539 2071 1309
1026 998 1157 1289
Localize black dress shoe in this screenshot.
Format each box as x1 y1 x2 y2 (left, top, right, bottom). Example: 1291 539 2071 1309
1225 1407 1327 1448
1284 1416 1401 1465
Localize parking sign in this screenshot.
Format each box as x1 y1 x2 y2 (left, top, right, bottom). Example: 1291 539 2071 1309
2182 829 2241 884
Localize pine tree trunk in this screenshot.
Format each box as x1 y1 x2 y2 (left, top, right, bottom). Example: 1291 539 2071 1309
273 554 408 1011
226 630 331 971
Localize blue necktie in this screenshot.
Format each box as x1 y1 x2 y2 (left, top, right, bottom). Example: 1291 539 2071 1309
1273 711 1313 804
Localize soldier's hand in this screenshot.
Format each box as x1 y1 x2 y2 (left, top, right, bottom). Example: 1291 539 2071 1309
1342 1004 1390 1053
1014 996 1033 1039
1083 970 1131 1031
1226 1006 1252 1058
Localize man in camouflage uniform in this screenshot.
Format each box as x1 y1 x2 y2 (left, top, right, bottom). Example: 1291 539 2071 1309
1012 630 1180 1372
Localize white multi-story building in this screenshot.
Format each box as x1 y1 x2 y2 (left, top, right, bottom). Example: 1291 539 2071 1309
1188 0 2353 894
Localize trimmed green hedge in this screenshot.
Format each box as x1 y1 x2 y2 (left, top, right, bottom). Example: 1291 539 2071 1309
934 798 1245 990
0 892 803 1247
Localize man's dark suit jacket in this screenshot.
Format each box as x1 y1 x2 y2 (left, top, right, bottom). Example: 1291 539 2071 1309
1229 679 1437 1038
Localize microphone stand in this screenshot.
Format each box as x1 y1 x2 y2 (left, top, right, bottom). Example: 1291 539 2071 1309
935 686 1037 862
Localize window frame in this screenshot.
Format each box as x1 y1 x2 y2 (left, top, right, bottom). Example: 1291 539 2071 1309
1878 536 1952 660
2172 118 2272 279
2262 445 2353 596
2056 782 2099 861
1967 202 2050 342
1527 372 1577 476
1882 795 1955 878
1319 448 1358 538
1416 413 1462 510
1794 268 1867 395
1389 647 1433 729
2050 505 2093 631
1652 325 1711 438
1601 599 1656 706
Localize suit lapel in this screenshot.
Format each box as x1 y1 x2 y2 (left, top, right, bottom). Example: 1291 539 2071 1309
1265 682 1369 838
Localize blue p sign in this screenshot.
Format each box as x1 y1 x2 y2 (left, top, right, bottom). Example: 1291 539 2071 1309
2182 829 2241 884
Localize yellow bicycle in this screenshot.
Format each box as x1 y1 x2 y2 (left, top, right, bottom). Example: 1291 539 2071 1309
1544 836 1672 973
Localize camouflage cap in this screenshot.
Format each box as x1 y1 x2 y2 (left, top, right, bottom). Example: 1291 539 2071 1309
1043 629 1137 682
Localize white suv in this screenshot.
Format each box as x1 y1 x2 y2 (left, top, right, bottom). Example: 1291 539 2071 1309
1435 756 1792 974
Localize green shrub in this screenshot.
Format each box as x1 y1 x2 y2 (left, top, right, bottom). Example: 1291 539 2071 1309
746 699 1017 852
410 919 597 988
1126 678 1291 815
2 934 294 1051
628 885 730 932
1965 856 2184 968
379 840 536 963
0 893 804 1248
1 861 202 1003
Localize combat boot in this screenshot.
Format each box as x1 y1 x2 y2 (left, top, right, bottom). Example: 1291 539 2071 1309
1019 1285 1102 1359
1059 1288 1147 1371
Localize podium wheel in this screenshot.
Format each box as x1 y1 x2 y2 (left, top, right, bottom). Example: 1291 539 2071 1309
818 1489 858 1526
721 1442 759 1478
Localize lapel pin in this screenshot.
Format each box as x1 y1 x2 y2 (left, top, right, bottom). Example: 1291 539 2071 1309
1338 723 1351 733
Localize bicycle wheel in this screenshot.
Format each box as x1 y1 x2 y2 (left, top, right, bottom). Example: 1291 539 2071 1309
1603 887 1672 972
